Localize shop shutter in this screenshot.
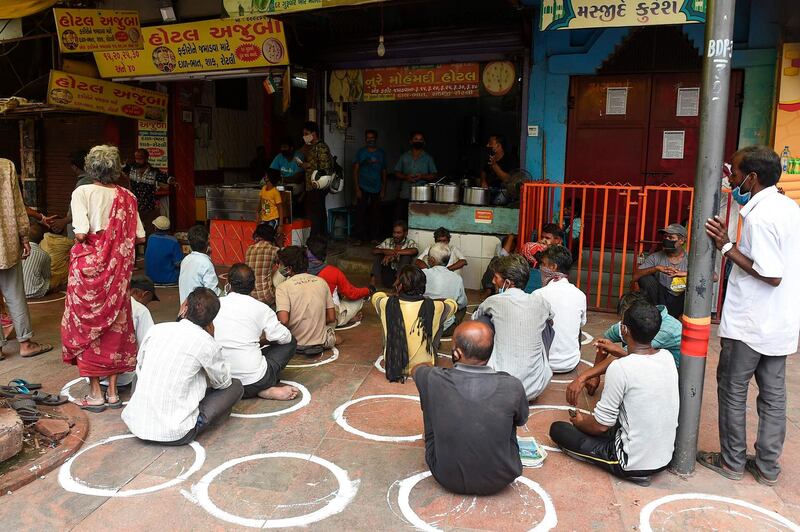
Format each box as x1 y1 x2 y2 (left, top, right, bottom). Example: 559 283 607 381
42 115 137 216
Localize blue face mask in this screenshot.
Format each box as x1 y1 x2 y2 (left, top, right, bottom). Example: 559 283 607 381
731 175 752 206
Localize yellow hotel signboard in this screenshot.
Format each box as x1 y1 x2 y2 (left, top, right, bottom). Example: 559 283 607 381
53 8 144 53
224 0 385 17
540 0 706 30
47 70 168 121
94 15 289 78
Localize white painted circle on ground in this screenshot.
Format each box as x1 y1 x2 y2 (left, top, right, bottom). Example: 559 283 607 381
439 337 451 342
231 380 310 419
192 452 359 528
336 320 361 331
333 394 422 442
580 332 594 345
60 376 130 405
396 470 557 532
639 493 800 532
466 303 479 311
286 346 339 368
58 434 205 497
550 359 595 384
526 405 591 453
28 291 67 305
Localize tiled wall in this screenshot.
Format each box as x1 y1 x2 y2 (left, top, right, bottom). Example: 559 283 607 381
407 229 501 291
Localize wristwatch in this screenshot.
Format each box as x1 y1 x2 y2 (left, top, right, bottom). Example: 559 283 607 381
721 242 734 256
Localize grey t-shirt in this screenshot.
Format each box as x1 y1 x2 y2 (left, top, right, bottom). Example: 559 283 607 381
593 349 679 471
640 251 688 294
415 364 529 495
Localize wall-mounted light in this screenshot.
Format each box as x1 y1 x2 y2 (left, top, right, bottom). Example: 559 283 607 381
160 0 177 22
377 35 385 58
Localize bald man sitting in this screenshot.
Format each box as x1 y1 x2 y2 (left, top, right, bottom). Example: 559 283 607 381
412 321 529 495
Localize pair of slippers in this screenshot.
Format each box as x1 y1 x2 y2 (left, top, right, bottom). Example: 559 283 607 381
78 393 123 413
9 398 41 423
0 343 54 360
0 379 68 406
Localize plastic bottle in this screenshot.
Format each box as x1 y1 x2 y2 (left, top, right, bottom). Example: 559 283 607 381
781 146 790 173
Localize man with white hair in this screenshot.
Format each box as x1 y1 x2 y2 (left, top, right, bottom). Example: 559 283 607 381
423 242 467 337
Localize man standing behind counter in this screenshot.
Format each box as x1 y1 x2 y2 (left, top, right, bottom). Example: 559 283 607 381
480 134 517 189
354 129 387 244
394 131 437 222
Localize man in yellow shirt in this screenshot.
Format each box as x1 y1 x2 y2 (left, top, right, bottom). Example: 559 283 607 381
258 175 285 234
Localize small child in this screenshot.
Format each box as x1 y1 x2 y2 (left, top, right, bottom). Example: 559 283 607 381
258 174 285 233
178 225 220 304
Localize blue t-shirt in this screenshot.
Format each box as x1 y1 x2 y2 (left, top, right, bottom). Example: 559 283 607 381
603 305 682 366
355 147 387 194
269 152 303 179
394 150 437 199
145 233 184 285
524 269 542 294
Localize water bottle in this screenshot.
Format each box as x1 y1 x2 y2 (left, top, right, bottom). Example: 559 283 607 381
781 146 790 173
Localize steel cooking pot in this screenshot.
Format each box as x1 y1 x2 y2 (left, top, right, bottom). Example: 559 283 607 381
434 183 460 203
410 184 433 202
462 186 490 206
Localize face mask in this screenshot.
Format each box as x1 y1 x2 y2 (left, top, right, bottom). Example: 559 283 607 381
540 266 566 286
497 280 511 294
303 134 314 145
411 141 425 150
279 266 291 277
281 150 293 158
732 174 752 206
662 238 677 252
224 283 231 295
366 139 376 147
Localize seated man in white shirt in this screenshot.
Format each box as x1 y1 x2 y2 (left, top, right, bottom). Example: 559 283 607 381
423 242 468 338
178 224 220 304
553 300 679 486
101 275 157 390
122 287 243 446
215 263 299 401
538 245 587 373
415 227 467 273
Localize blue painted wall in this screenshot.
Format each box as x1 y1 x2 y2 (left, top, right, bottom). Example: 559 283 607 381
524 0 780 183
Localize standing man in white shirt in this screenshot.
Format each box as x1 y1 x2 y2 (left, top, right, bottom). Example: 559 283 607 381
122 288 243 445
551 301 679 486
423 243 467 338
538 245 587 373
700 146 800 486
179 225 220 304
214 263 299 401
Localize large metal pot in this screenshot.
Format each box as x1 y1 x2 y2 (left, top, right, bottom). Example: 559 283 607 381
434 183 460 203
462 186 490 206
410 184 433 202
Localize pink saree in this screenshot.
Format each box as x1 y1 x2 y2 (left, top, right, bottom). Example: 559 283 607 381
61 186 139 377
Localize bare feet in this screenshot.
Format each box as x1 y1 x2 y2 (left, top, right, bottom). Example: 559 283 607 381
258 385 300 401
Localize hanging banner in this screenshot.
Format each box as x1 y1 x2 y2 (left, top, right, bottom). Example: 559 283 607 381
47 70 168 121
774 42 800 204
540 0 706 31
330 63 481 102
224 0 385 17
138 120 169 171
53 8 143 53
93 15 289 78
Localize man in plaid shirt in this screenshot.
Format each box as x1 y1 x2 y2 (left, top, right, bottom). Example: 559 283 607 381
245 223 281 307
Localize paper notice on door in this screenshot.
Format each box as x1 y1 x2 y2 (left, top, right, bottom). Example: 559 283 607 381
676 87 700 116
605 87 628 115
663 130 685 159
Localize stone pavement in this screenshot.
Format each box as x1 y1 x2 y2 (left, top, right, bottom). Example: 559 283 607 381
0 272 799 531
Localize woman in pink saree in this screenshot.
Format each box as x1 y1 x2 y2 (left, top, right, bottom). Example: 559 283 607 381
62 145 145 412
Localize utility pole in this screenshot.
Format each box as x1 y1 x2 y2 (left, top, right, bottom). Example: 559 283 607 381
671 0 736 474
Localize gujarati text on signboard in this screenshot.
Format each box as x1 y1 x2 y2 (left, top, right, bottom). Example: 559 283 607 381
54 8 143 53
93 15 289 78
138 120 169 171
540 0 706 31
224 0 385 16
330 64 483 102
47 70 168 121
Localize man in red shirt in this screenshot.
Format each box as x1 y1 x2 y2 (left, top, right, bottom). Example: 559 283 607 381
306 235 375 327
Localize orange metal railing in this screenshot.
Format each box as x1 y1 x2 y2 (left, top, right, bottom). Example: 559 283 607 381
518 182 742 314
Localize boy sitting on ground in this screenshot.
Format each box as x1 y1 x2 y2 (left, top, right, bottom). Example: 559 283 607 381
22 219 51 299
178 224 220 304
145 215 183 285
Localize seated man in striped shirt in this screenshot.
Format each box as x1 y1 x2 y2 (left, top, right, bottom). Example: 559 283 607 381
22 219 51 299
122 288 243 446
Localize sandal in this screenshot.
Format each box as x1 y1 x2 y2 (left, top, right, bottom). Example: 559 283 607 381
105 393 123 409
29 391 68 406
78 395 107 413
20 343 53 358
0 385 27 398
8 379 42 391
9 398 41 423
696 451 743 480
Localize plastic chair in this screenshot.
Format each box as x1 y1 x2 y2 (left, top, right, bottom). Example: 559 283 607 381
327 207 353 240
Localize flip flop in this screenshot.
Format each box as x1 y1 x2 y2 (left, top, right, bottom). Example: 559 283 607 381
20 343 54 358
696 451 743 480
29 391 68 406
8 379 42 391
104 393 123 409
0 385 28 398
78 395 106 413
9 398 40 423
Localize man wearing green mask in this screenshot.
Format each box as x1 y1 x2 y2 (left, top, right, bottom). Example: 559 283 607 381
632 223 688 319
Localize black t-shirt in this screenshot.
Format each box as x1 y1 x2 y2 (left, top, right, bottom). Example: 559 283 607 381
414 364 529 495
484 154 518 189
